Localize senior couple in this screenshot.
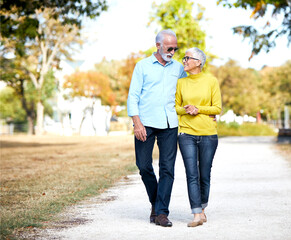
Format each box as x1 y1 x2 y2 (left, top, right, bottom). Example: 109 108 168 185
127 29 222 227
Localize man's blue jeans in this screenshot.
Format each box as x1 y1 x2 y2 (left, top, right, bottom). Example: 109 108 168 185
135 126 178 216
178 133 218 214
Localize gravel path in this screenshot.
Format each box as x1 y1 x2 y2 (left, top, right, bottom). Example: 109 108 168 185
30 137 291 240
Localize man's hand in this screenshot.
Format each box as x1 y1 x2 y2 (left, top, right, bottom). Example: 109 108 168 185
209 115 217 121
184 105 198 116
132 115 147 142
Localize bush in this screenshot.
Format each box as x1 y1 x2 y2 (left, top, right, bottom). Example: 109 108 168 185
217 122 276 136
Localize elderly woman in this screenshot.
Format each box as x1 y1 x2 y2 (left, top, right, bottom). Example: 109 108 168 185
175 47 222 227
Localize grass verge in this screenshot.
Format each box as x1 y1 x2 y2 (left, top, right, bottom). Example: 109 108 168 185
0 135 155 240
217 122 276 136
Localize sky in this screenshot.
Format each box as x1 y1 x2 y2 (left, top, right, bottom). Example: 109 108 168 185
76 0 291 70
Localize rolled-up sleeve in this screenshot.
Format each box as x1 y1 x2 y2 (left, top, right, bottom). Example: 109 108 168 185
127 63 143 117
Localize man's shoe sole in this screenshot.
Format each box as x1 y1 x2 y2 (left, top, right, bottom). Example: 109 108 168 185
155 221 172 227
150 218 156 223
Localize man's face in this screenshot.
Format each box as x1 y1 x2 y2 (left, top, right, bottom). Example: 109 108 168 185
158 35 178 62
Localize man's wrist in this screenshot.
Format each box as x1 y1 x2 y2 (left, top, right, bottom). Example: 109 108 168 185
132 115 140 127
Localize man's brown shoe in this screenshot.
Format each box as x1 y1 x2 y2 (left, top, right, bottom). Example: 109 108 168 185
155 214 172 227
150 206 157 223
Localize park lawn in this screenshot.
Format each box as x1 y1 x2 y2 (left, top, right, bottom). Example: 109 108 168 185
0 135 158 239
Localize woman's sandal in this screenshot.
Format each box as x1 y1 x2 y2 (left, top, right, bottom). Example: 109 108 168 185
187 219 203 227
201 213 207 223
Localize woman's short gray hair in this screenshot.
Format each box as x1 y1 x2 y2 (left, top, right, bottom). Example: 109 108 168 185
186 47 207 70
156 29 177 43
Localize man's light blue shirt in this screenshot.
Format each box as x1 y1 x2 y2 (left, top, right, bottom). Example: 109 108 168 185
127 53 187 129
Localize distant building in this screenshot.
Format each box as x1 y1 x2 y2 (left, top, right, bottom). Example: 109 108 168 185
219 110 256 124
45 60 111 136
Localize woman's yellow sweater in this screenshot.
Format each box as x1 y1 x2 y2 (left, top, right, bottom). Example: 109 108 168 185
175 72 222 135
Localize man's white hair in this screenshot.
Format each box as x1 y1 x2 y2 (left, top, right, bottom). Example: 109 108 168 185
186 47 207 70
156 29 177 43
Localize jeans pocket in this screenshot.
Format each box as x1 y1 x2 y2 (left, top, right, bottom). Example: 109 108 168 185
209 134 218 141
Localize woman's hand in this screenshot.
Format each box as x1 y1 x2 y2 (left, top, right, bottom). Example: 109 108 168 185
184 105 198 116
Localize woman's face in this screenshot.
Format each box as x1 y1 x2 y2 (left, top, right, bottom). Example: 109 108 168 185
182 53 201 73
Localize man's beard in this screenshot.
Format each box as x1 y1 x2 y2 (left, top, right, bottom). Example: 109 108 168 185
159 47 173 62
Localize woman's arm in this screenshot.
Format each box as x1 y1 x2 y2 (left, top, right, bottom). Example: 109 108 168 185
196 78 222 115
175 80 187 115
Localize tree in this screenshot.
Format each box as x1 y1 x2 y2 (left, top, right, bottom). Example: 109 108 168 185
0 1 108 134
260 60 291 125
118 53 144 105
211 60 262 116
63 71 116 133
0 53 57 133
149 0 214 66
218 0 290 59
94 58 123 106
0 87 26 123
1 9 82 134
94 52 144 107
0 0 108 38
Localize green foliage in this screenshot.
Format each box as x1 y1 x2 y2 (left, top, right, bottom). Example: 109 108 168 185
149 0 214 66
95 53 144 106
217 0 290 58
115 109 128 117
0 0 108 41
0 87 26 122
259 60 291 120
217 122 276 136
41 70 58 103
1 1 108 134
0 68 56 130
211 59 290 121
210 60 262 116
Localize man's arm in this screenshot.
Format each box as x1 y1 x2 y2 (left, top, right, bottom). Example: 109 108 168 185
127 62 147 141
127 62 143 117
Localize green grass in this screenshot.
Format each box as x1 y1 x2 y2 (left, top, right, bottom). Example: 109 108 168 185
217 122 277 136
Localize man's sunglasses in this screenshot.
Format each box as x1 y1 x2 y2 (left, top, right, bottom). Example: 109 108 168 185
167 47 179 52
182 56 200 62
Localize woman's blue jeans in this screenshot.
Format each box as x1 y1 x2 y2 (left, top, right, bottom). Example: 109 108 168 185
178 133 218 214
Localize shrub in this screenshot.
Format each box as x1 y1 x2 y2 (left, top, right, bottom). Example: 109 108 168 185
217 122 276 136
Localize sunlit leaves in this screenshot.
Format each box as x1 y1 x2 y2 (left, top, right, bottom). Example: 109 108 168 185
211 59 291 120
0 87 26 122
150 0 206 61
211 59 262 116
63 71 116 106
94 53 144 106
0 0 108 40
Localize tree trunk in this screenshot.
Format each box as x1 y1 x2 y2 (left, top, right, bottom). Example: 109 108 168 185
36 101 44 135
19 79 36 135
284 105 290 129
79 107 90 134
90 100 96 135
277 108 282 128
27 115 35 135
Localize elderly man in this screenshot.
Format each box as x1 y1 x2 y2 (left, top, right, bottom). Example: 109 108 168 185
127 29 187 227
